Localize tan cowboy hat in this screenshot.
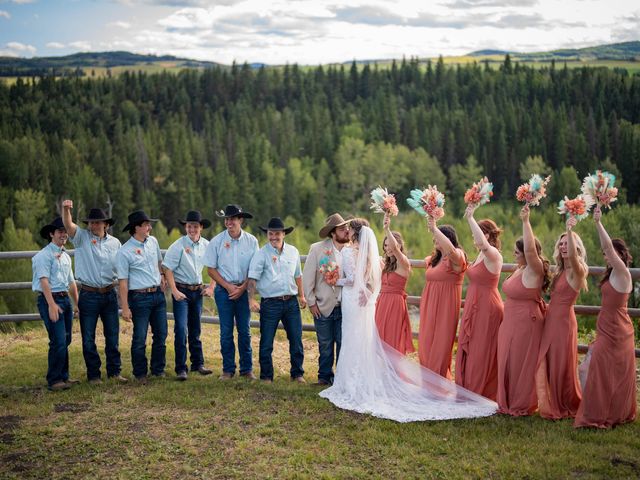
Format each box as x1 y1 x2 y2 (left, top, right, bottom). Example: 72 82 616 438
319 213 350 238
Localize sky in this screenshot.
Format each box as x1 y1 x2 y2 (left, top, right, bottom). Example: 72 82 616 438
0 0 638 65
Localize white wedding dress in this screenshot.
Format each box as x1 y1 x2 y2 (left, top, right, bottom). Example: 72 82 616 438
319 226 497 422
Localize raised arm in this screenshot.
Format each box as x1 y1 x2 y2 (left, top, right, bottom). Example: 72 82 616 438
564 216 587 280
594 206 631 289
61 199 78 238
464 205 502 272
383 213 411 272
520 205 544 277
427 216 464 269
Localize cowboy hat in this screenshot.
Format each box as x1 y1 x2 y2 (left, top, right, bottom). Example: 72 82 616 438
40 217 65 240
259 217 294 235
82 208 115 226
122 210 158 232
215 204 253 219
319 213 350 238
179 210 211 229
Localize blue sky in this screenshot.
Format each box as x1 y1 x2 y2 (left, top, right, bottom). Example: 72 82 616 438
0 0 638 64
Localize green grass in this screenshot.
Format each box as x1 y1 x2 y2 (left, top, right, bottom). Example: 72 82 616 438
1 324 639 479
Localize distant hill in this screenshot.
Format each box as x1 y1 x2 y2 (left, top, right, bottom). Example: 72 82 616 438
469 41 640 62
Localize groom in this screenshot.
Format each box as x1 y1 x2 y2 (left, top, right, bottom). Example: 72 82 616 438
302 213 350 385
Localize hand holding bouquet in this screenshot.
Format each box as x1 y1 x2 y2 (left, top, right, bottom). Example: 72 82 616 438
557 195 593 222
464 177 493 207
370 186 399 216
581 170 618 209
407 185 445 220
516 174 552 207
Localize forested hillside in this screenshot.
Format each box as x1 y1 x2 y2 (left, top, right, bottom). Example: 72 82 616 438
1 57 639 238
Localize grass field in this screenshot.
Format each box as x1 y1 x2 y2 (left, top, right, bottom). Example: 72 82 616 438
1 322 639 479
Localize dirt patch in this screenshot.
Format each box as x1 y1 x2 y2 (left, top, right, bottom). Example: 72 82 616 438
610 456 639 473
54 403 90 413
1 452 28 472
0 415 21 431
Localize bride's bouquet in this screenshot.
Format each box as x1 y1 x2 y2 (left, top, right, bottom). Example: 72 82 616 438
370 186 399 216
557 195 593 222
319 256 340 286
516 173 552 207
464 177 493 207
581 170 618 209
407 185 445 220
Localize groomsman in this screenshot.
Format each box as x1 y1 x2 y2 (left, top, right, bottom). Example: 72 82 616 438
62 200 126 384
248 217 306 383
116 210 167 383
162 210 214 381
302 213 350 385
203 204 258 380
32 217 79 391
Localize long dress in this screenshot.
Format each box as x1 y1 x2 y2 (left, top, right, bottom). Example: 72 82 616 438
455 261 504 400
419 254 466 379
375 271 415 354
574 281 637 428
536 271 582 419
497 273 546 416
319 229 497 422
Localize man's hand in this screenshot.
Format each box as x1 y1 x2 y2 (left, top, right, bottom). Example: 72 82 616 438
121 306 132 322
309 304 321 319
172 289 187 301
227 284 244 300
298 295 307 309
62 199 73 210
202 284 214 298
249 298 260 312
73 306 79 318
48 303 63 322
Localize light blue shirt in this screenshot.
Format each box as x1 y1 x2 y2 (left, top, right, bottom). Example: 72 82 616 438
248 242 301 298
32 243 75 293
70 228 121 288
116 235 163 290
162 235 210 285
203 230 258 284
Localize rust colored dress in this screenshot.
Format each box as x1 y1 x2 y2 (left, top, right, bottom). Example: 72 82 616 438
536 272 582 419
375 271 415 355
419 253 466 379
497 273 546 416
574 281 637 428
455 261 504 400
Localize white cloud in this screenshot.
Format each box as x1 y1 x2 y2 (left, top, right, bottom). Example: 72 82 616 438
6 41 36 52
0 10 10 19
68 40 92 50
108 20 132 28
10 0 37 4
46 41 65 49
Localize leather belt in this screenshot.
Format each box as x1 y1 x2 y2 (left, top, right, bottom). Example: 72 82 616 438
81 284 116 294
176 282 203 291
263 295 293 301
50 291 69 298
130 286 159 294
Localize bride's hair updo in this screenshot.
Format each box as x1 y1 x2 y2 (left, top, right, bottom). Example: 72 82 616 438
349 217 370 243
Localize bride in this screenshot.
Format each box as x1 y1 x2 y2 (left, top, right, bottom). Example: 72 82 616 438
319 219 497 422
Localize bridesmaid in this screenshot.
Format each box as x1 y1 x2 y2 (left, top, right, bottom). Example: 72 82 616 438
455 205 504 400
575 206 636 428
497 205 550 416
375 213 414 354
419 216 467 379
536 215 587 419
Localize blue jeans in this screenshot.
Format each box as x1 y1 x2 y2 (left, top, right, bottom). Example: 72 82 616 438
259 297 304 381
172 287 205 374
129 290 167 378
78 289 121 380
38 294 73 387
214 285 252 375
313 305 342 384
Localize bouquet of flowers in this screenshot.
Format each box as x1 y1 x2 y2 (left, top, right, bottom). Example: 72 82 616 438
370 186 399 216
557 195 593 222
581 170 618 209
407 185 445 220
464 177 494 207
516 174 552 207
319 256 340 286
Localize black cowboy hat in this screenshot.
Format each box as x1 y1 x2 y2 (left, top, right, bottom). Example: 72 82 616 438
179 210 211 229
215 204 253 219
122 210 158 232
40 217 66 240
259 217 294 235
82 208 115 226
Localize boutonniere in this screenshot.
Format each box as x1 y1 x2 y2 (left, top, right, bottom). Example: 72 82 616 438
323 249 332 257
224 241 231 249
55 253 62 260
91 239 97 245
272 255 278 263
185 247 192 254
135 248 142 255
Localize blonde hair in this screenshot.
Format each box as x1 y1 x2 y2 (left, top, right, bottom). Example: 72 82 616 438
550 232 588 292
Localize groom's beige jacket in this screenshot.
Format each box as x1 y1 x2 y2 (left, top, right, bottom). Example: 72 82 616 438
303 238 341 317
